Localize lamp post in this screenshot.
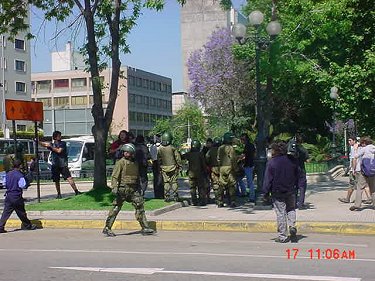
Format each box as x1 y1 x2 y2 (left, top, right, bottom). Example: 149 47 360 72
232 11 281 192
330 86 339 157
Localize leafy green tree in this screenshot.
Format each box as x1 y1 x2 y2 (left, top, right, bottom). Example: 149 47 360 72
240 0 375 141
0 0 186 190
149 103 206 147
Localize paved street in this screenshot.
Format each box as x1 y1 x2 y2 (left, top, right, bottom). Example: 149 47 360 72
0 230 374 281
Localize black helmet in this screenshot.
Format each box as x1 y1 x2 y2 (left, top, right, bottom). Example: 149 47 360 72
191 140 201 150
161 132 173 146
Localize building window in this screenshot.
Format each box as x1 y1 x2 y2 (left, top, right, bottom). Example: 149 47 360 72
14 39 25 50
144 96 149 106
39 98 52 107
137 112 144 123
136 77 142 87
71 96 87 106
54 79 69 88
129 94 135 104
16 124 26 131
128 75 135 86
129 111 136 121
156 82 161 91
54 97 69 107
16 82 26 93
15 60 26 72
144 113 150 123
142 79 149 88
71 78 87 89
136 95 143 104
36 80 51 92
150 81 155 90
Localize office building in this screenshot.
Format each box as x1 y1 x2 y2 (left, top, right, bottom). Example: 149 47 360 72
32 45 172 137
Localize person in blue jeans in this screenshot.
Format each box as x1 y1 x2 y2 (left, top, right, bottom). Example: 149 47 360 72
237 133 256 202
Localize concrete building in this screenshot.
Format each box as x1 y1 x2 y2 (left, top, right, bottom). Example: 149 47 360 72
0 16 32 137
32 46 172 137
180 0 246 93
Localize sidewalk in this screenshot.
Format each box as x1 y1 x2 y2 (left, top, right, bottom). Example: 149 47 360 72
1 176 374 235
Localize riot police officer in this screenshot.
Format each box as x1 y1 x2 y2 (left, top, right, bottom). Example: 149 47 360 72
157 132 182 202
206 137 222 207
103 143 155 237
217 132 238 208
182 140 207 206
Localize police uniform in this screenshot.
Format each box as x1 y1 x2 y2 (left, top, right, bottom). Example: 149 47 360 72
157 143 182 202
103 144 154 237
217 133 238 207
182 146 207 206
206 145 220 206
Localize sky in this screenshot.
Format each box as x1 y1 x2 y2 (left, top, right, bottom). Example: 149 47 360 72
30 0 246 93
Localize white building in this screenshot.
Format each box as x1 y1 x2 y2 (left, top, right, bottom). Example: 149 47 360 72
0 16 32 136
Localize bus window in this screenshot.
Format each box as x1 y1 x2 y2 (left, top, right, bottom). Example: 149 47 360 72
66 141 84 163
82 143 95 162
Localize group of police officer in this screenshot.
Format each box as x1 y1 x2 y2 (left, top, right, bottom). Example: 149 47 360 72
150 131 241 208
103 131 243 237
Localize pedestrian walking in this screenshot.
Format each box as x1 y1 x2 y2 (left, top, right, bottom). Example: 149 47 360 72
103 143 155 237
0 160 37 233
40 130 81 199
350 136 375 211
262 140 304 243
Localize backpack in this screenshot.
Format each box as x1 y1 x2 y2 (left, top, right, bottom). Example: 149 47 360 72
361 158 375 177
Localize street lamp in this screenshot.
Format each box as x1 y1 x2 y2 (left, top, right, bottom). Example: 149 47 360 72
232 11 281 193
330 86 339 157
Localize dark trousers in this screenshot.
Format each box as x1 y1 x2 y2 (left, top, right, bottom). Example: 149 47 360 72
152 161 164 199
0 195 32 229
296 171 307 207
139 166 149 196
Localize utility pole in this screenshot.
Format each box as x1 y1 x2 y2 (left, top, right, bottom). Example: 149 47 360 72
1 34 6 138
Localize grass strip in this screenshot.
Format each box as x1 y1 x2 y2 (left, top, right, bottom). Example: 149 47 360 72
26 187 172 211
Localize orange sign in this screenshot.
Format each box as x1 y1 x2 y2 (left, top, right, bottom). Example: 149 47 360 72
5 99 44 121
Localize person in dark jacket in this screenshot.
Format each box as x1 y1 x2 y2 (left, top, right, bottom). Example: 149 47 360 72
295 134 309 209
262 140 303 243
135 135 151 196
0 160 37 233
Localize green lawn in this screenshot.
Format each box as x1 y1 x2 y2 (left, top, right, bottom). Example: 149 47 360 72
26 188 172 211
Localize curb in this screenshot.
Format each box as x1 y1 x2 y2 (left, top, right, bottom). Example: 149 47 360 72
5 219 375 235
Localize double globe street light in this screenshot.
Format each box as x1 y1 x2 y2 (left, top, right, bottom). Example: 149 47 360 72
232 11 281 193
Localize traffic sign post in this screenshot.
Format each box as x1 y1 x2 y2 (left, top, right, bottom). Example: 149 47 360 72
5 99 44 202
